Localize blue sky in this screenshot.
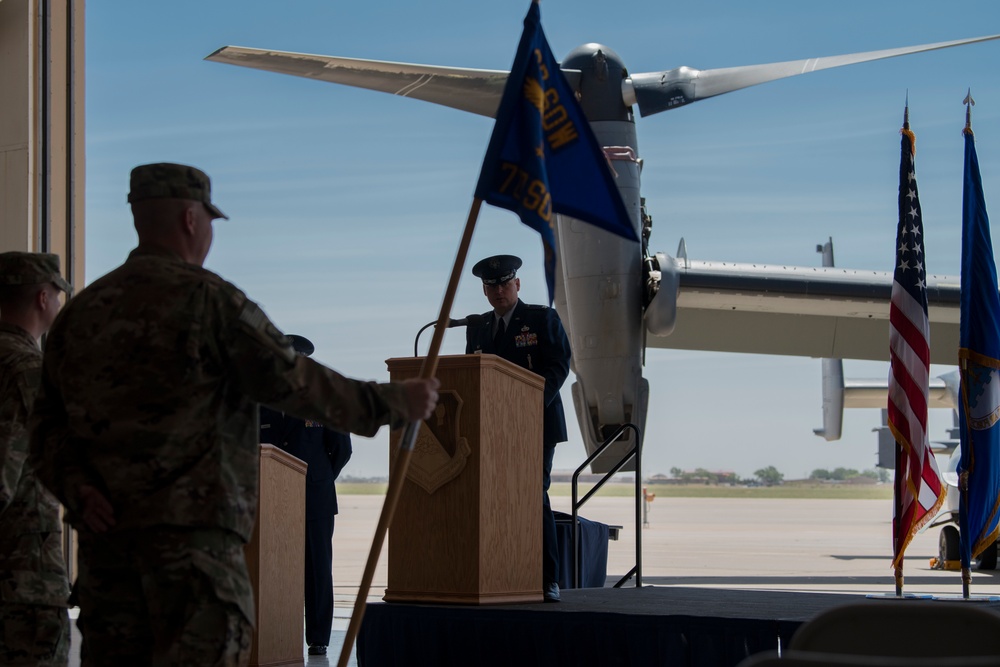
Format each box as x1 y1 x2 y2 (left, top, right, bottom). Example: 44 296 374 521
85 1 1000 479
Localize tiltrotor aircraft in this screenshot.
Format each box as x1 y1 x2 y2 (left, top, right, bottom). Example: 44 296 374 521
206 28 998 472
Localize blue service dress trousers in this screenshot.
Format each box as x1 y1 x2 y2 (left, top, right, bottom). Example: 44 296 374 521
259 406 352 646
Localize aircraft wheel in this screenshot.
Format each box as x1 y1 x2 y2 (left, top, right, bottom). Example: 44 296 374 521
976 541 998 571
939 525 960 563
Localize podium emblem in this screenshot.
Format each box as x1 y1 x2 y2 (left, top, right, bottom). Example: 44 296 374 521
408 390 471 494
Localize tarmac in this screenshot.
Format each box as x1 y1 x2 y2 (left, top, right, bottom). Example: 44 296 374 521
70 493 997 666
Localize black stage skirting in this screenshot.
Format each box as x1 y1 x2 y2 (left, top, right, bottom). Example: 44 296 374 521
356 586 874 667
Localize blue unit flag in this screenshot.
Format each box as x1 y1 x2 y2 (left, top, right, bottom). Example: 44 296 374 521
474 0 637 303
958 125 1000 570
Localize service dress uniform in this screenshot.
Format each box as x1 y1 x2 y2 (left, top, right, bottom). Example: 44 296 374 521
259 335 353 656
465 255 571 601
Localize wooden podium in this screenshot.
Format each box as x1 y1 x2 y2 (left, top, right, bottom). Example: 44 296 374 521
385 354 545 604
245 444 307 666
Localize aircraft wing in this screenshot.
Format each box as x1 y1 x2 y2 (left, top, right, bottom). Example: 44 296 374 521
646 258 960 364
629 34 1000 117
208 34 1000 121
205 46 511 118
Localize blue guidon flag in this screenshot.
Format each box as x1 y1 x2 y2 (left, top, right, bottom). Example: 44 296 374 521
474 0 638 304
958 120 1000 573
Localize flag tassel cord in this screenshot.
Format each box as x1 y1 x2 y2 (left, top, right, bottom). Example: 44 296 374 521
337 197 484 667
893 438 904 596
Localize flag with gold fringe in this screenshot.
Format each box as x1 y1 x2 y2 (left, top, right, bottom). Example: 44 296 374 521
888 108 946 574
958 102 1000 574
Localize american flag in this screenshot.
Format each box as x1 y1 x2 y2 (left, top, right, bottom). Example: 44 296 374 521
888 115 946 570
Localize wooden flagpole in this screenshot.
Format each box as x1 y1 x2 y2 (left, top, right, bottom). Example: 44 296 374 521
337 197 484 667
961 359 972 600
893 103 907 598
893 440 904 596
961 470 972 599
960 94 974 600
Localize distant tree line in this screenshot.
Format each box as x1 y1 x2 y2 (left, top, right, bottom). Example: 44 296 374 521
658 465 890 487
667 467 741 485
809 467 888 483
662 466 785 487
753 466 784 487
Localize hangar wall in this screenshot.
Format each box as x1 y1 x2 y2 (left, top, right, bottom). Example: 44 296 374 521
0 0 85 290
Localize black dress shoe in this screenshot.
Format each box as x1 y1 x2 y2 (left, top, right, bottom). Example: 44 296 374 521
543 582 561 602
308 645 328 656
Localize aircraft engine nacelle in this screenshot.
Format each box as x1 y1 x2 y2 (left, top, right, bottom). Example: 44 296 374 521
813 358 845 442
644 251 680 336
556 209 649 473
554 115 648 473
626 67 700 116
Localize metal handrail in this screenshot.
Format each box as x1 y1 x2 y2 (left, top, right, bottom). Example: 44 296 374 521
570 423 642 589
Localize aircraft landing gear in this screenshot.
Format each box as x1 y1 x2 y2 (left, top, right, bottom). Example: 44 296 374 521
939 524 960 565
976 541 998 570
936 524 998 570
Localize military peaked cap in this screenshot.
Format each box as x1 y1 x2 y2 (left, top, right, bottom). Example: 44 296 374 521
472 255 522 285
287 334 315 357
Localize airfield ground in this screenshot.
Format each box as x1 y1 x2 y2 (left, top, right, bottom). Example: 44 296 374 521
334 490 976 602
70 490 991 666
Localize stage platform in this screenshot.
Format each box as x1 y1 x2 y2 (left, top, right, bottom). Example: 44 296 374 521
357 585 874 667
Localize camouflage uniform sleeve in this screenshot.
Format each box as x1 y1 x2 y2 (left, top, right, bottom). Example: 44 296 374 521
219 286 411 436
27 351 99 518
0 372 29 516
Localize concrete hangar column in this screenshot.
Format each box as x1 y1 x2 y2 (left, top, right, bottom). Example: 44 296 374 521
0 0 85 291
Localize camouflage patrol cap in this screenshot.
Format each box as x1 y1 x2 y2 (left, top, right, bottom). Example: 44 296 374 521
0 252 73 295
127 162 229 220
472 254 522 285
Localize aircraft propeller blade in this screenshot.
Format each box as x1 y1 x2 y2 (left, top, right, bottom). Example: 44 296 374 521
628 33 1000 117
206 46 510 118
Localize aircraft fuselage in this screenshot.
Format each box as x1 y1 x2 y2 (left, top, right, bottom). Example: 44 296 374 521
555 44 648 471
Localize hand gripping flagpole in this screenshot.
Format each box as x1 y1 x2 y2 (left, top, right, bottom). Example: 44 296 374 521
337 197 484 667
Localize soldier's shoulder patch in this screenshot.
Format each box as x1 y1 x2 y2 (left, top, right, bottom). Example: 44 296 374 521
237 299 267 331
219 280 248 308
267 325 296 364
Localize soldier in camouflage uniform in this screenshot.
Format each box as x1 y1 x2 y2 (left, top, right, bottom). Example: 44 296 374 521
0 252 72 666
28 163 439 667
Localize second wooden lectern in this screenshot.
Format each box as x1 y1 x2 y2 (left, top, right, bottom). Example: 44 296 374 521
385 354 544 604
245 444 307 667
